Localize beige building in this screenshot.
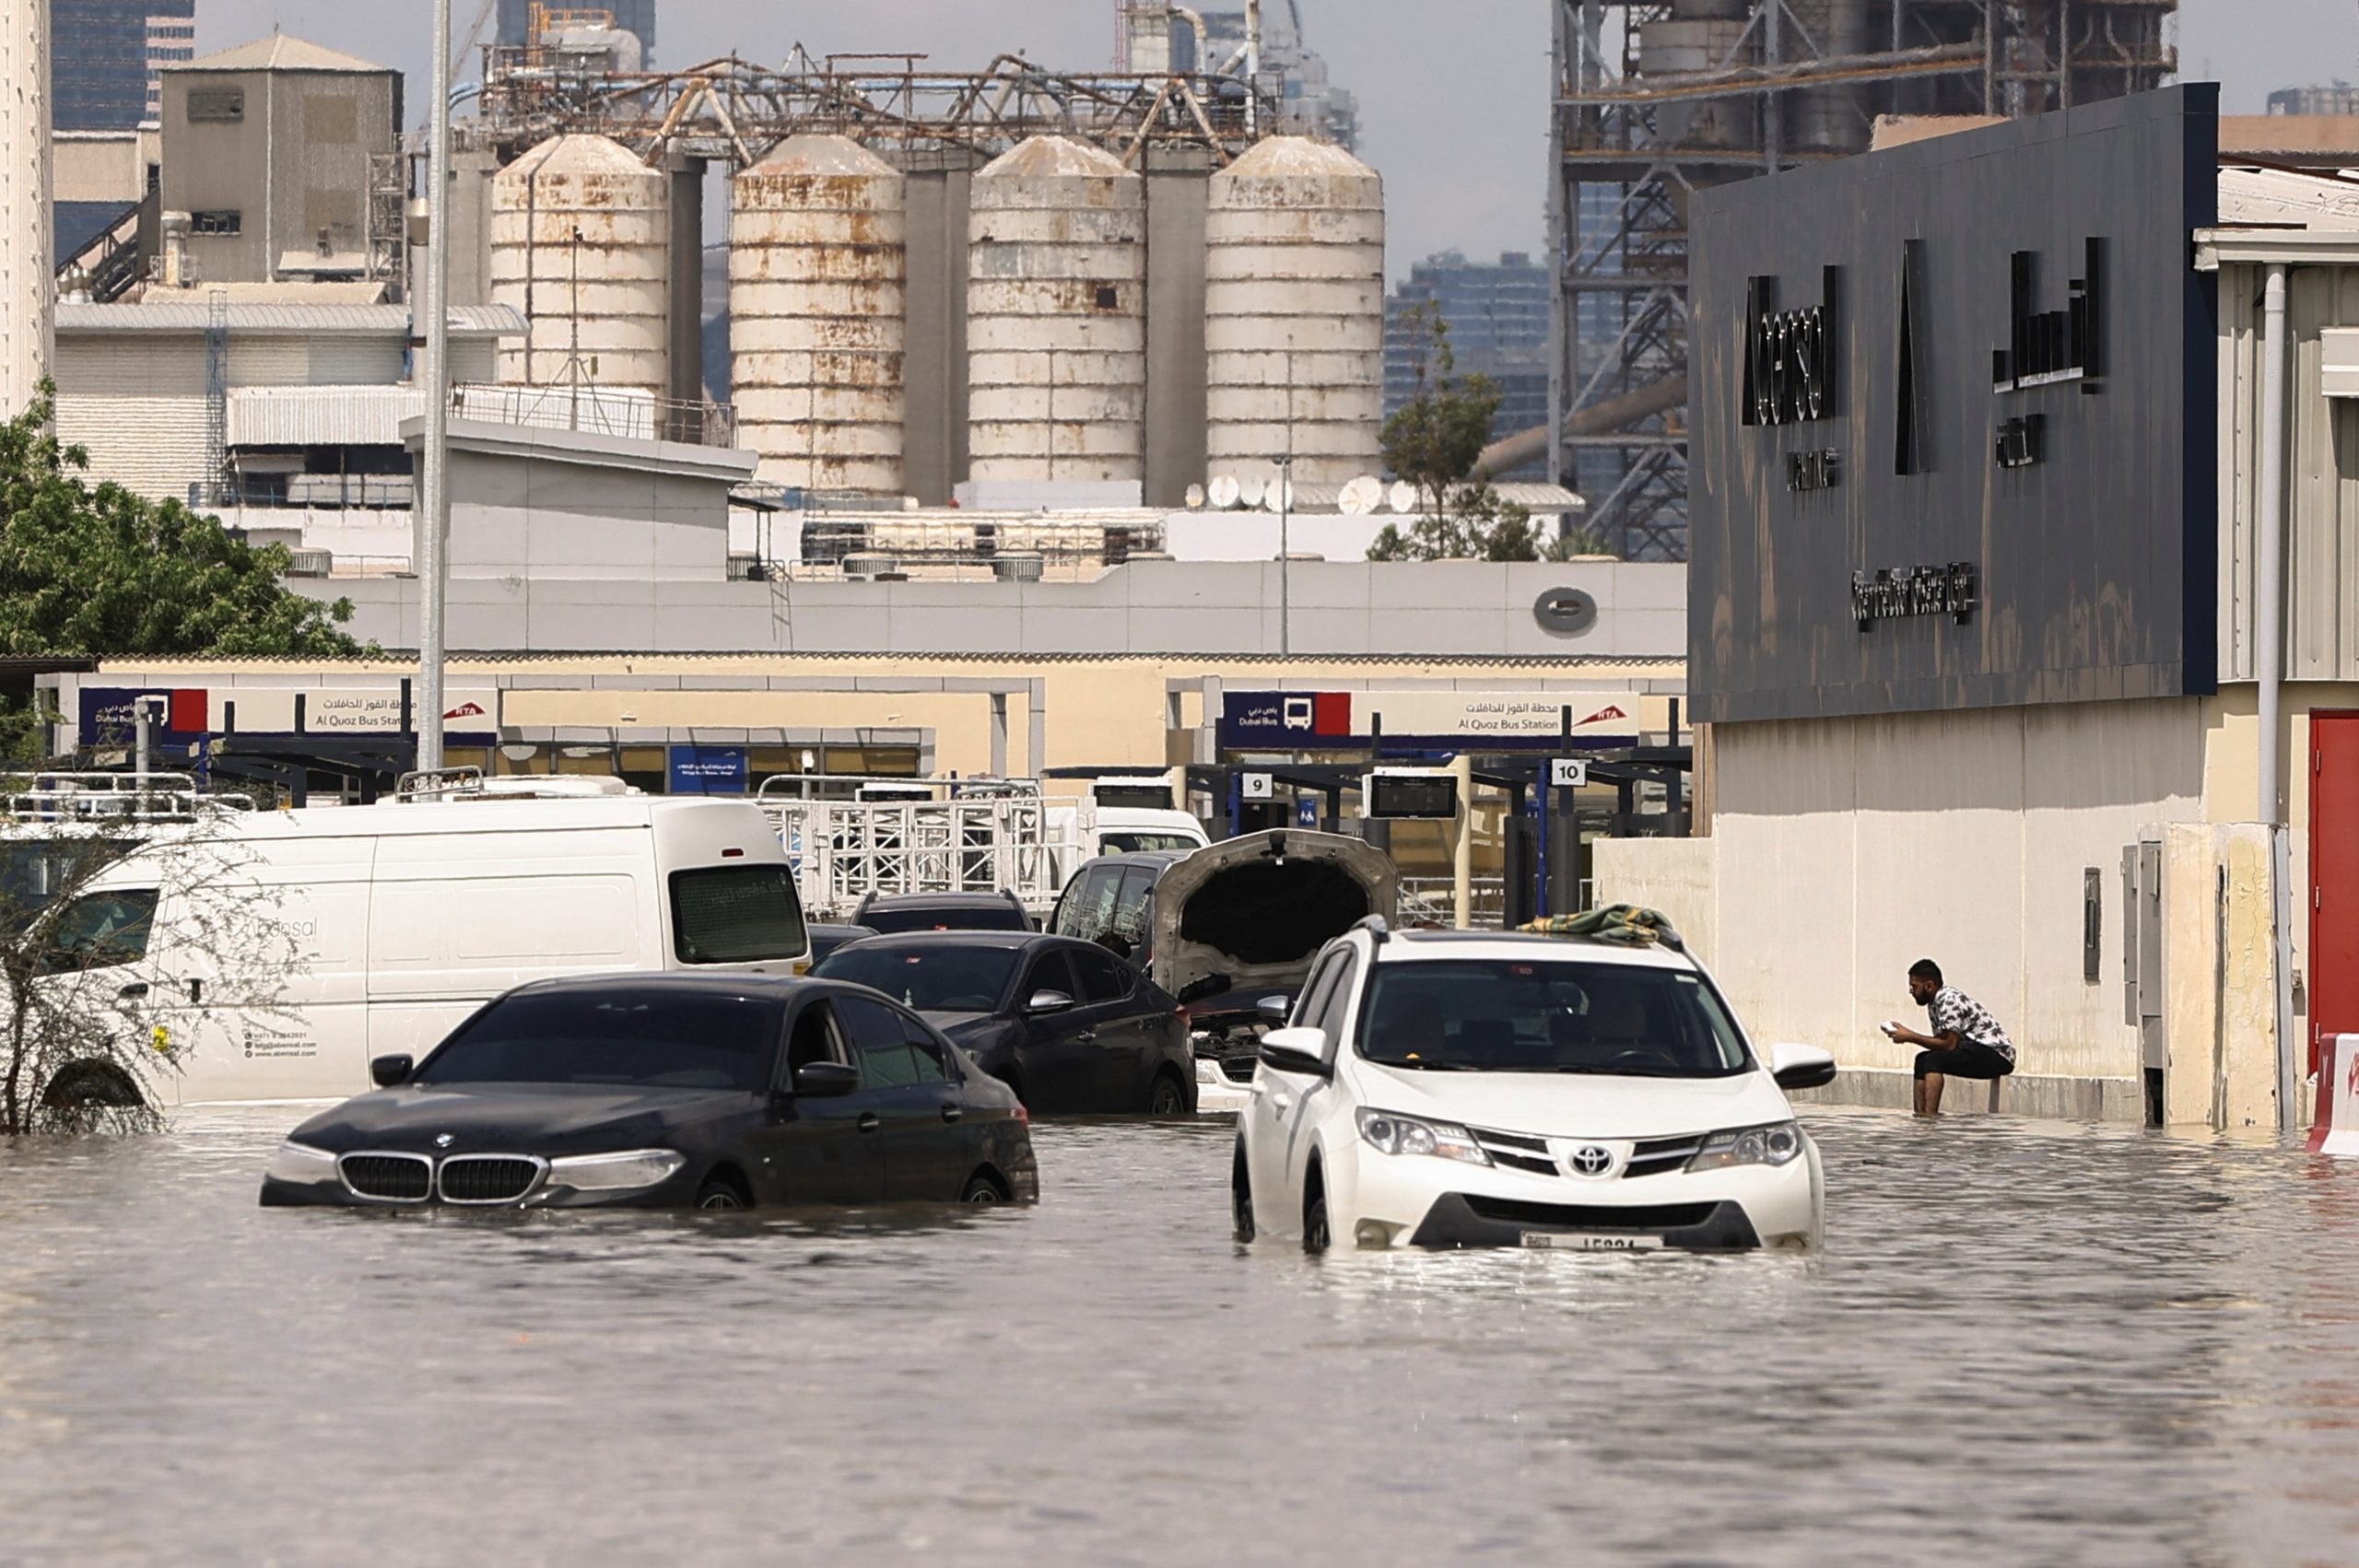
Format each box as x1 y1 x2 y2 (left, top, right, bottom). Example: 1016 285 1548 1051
1 0 51 419
1603 119 2359 1130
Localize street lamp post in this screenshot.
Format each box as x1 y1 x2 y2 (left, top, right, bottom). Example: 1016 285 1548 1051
417 0 454 775
1278 344 1295 658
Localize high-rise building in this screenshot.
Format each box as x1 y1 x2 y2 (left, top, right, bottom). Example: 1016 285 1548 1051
3 0 53 416
51 0 194 130
497 0 654 64
2268 83 2359 116
1383 251 1551 478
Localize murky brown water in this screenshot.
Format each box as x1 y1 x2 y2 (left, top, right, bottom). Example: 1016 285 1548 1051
4 1107 2358 1564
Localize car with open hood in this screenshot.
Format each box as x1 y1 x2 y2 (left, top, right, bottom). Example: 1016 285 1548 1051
258 973 1036 1211
1048 830 1398 1112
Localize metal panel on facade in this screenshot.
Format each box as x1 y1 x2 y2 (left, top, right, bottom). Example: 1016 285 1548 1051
1688 87 2220 724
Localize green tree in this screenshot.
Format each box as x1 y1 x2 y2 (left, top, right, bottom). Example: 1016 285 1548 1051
0 387 367 757
1367 304 1549 563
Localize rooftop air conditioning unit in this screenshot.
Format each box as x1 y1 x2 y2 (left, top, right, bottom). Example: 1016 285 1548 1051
284 549 333 578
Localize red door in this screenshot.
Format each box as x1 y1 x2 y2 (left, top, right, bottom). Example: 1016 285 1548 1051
2309 714 2359 1074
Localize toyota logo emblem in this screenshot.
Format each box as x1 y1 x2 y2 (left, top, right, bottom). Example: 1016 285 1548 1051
1569 1144 1613 1176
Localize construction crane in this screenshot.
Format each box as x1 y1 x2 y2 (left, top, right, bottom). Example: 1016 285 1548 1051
456 0 499 69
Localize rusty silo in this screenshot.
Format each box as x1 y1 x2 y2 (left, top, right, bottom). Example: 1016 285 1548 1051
966 135 1147 485
489 133 672 394
730 135 907 494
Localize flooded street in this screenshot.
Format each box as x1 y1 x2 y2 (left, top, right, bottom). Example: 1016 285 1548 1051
5 1108 2359 1564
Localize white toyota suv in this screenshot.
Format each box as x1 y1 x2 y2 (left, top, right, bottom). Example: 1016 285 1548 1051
1231 921 1835 1252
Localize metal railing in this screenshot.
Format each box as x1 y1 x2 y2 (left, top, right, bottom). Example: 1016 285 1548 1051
1397 877 1511 930
1 772 254 824
450 382 736 448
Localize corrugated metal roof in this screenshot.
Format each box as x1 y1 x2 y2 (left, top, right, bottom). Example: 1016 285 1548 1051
2217 165 2359 228
228 385 424 447
56 302 526 336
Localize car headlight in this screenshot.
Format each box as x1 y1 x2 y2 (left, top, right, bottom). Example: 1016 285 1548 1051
545 1149 688 1192
1355 1107 1491 1166
264 1140 340 1186
1687 1120 1805 1172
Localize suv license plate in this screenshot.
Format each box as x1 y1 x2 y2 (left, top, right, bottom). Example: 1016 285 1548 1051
1521 1231 1663 1251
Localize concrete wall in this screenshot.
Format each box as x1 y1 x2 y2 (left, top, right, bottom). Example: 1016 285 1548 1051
297 558 1687 661
1602 697 2209 1094
1142 144 1211 509
1591 837 1716 965
901 157 977 506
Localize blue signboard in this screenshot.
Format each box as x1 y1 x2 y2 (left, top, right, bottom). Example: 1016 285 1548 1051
667 744 748 795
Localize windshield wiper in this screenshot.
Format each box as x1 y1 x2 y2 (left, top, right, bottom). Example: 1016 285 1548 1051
1376 1059 1475 1071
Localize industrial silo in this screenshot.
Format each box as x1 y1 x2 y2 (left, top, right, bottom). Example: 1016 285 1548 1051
1203 136 1385 488
731 135 907 493
489 134 672 395
967 135 1146 485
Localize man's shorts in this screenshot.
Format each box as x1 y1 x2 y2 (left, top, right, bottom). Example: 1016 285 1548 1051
1913 1040 2014 1081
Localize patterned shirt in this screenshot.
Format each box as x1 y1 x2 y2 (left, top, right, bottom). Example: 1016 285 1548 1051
1930 986 2015 1064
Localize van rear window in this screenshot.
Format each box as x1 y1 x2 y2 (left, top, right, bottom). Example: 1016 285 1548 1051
670 865 808 965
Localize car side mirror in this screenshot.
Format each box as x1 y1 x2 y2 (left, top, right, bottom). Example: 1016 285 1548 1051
1255 994 1292 1026
1026 989 1077 1016
1771 1043 1837 1092
370 1053 414 1088
792 1061 861 1098
1258 1026 1332 1079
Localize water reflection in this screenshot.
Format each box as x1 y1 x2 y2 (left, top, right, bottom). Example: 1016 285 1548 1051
1 1106 2356 1562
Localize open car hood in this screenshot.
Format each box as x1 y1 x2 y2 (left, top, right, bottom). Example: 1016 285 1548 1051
1149 830 1398 1006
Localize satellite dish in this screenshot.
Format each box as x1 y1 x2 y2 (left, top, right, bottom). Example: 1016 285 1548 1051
1207 474 1241 509
1184 483 1206 509
1338 474 1382 516
1238 474 1268 509
1262 479 1295 513
1387 480 1417 514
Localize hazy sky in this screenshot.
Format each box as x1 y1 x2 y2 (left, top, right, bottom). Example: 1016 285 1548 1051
198 1 2352 280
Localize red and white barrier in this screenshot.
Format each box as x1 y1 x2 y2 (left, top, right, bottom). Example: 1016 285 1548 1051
2311 1034 2359 1157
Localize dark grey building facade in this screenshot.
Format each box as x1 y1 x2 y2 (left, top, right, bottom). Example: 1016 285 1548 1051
1688 87 2220 725
53 0 196 130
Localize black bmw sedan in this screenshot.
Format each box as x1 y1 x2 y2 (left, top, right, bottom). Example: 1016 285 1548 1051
813 931 1195 1117
258 975 1038 1211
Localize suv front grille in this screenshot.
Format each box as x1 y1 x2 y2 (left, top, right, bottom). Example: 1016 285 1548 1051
339 1153 432 1202
1468 1127 1558 1176
1218 1055 1259 1083
1624 1135 1706 1179
1464 1196 1719 1231
438 1155 544 1204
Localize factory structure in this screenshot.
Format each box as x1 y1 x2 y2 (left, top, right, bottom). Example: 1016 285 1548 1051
1547 0 2180 558
428 7 1388 512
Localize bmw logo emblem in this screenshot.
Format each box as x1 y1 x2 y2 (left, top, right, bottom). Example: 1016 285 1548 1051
435 1133 455 1149
1569 1144 1613 1176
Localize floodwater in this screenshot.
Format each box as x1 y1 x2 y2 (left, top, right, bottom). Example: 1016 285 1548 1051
4 1108 2358 1566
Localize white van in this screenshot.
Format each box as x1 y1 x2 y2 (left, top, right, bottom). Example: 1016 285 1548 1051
33 795 806 1106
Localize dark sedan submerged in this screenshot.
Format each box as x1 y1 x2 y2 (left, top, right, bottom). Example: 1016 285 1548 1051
259 974 1038 1211
813 931 1194 1117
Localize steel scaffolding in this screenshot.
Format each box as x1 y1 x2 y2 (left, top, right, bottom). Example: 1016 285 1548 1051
1549 0 2177 560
